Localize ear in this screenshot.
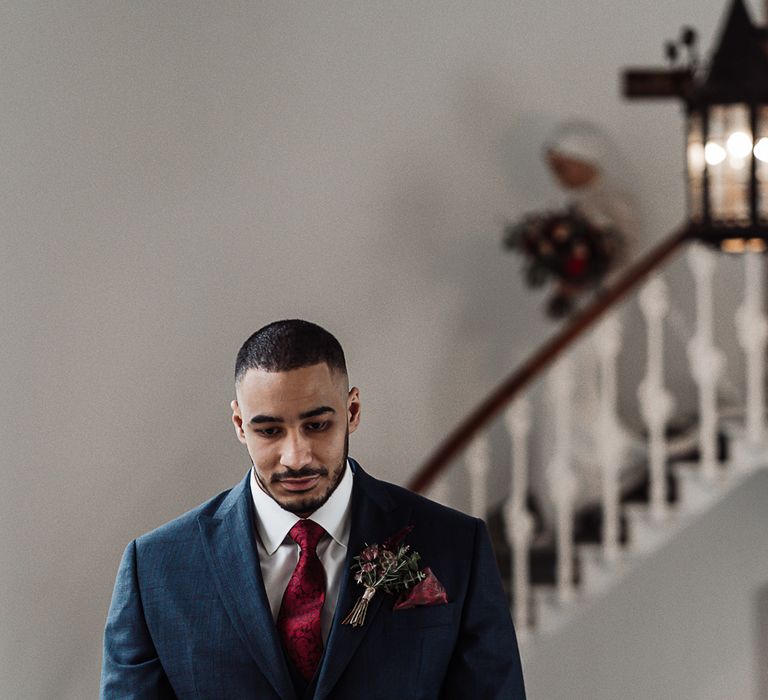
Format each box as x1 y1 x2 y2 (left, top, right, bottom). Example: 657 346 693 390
347 387 361 434
231 399 247 444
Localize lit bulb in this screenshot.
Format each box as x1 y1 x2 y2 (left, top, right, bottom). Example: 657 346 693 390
705 142 726 166
726 131 752 158
754 137 768 162
688 142 705 173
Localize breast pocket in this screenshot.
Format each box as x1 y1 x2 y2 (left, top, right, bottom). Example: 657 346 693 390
382 603 458 696
388 602 456 630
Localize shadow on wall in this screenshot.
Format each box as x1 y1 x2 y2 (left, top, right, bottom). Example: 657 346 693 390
758 581 768 700
370 98 558 505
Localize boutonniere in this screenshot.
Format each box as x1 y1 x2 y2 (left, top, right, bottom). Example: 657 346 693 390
342 526 447 627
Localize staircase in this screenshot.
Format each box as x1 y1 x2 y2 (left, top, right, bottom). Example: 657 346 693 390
406 227 768 698
486 422 730 626
488 421 764 638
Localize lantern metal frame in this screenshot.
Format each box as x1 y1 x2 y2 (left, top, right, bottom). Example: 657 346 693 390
685 0 768 251
624 0 768 252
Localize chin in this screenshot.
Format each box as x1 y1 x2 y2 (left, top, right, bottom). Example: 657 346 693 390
273 468 344 515
279 494 330 515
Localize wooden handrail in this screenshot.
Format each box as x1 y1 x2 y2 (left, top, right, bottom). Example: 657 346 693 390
407 223 694 493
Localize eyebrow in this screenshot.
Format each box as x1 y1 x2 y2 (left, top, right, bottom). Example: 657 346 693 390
248 406 336 424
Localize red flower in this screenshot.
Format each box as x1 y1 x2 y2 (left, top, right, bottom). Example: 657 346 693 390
565 255 587 278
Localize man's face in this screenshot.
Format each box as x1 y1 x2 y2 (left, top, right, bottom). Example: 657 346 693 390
231 362 361 516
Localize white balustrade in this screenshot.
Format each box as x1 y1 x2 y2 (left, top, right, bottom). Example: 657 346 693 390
428 239 768 637
593 313 624 561
736 250 768 448
504 396 533 633
547 355 576 604
638 276 675 520
687 244 726 481
467 434 491 519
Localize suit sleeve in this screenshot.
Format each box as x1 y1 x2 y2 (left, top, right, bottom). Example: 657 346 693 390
441 519 526 699
100 540 176 700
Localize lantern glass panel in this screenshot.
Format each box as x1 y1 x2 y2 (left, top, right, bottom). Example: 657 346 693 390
707 104 751 224
757 105 768 225
687 112 705 223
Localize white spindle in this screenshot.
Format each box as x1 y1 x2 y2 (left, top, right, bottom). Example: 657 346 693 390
507 396 532 513
547 355 576 603
504 397 533 634
467 434 491 519
687 244 725 482
736 250 767 447
593 313 623 562
638 276 675 520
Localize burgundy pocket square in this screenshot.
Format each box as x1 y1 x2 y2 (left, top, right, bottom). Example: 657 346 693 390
392 567 448 610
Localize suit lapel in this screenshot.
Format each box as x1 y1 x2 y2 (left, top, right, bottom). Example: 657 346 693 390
197 474 297 700
313 462 412 700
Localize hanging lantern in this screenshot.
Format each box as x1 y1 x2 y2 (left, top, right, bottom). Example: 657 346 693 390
624 0 768 252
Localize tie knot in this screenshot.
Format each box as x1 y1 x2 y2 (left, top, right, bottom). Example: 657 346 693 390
289 519 325 551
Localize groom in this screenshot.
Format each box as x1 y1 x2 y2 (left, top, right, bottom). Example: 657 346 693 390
101 320 526 699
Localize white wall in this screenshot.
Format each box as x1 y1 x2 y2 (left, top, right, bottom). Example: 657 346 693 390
0 1 754 696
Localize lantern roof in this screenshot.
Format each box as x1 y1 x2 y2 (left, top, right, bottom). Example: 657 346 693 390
691 0 768 104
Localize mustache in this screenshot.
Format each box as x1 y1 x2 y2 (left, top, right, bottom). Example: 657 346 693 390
271 466 328 483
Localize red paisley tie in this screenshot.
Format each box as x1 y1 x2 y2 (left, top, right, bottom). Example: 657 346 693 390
277 519 327 681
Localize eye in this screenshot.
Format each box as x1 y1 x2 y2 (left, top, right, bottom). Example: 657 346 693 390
304 421 329 432
254 427 282 438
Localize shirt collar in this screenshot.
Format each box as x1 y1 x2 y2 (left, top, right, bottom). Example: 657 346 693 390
250 459 354 556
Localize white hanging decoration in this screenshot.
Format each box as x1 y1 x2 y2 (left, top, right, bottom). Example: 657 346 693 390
592 313 624 561
467 433 491 519
686 244 726 482
735 250 767 448
504 396 533 634
637 276 675 521
546 354 576 604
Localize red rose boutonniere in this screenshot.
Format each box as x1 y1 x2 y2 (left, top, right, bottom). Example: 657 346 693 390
342 526 447 627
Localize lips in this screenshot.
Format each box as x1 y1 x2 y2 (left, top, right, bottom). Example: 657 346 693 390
278 475 321 492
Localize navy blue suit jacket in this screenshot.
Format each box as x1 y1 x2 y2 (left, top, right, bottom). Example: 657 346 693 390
101 460 526 698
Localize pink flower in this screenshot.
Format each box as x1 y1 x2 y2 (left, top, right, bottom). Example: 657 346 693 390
362 562 375 573
361 545 379 562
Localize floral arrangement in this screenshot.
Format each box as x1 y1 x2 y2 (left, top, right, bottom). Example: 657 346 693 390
342 526 426 627
503 207 623 317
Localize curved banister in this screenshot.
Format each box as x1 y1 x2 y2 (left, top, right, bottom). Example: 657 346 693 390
407 223 694 493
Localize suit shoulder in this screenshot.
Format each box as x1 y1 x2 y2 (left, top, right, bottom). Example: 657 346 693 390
375 476 478 529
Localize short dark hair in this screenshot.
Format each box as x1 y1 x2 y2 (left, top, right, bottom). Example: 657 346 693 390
234 319 347 385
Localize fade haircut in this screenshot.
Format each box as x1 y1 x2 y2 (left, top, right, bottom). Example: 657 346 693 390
234 319 347 385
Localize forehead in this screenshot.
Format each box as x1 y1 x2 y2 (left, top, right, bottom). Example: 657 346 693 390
236 363 345 411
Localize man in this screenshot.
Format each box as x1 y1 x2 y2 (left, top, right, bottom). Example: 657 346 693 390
101 320 526 699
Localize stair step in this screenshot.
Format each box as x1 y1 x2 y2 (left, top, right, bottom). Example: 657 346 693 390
532 584 582 635
720 422 768 470
577 543 632 594
672 461 724 512
623 502 682 554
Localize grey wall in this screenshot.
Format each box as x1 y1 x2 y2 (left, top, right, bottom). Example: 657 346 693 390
0 1 756 697
522 469 768 700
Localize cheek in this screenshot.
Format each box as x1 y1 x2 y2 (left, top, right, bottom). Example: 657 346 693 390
320 430 348 459
243 438 275 467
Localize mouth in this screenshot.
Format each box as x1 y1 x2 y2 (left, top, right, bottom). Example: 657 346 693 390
277 475 321 493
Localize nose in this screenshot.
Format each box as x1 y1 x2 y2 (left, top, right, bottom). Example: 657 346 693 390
279 430 312 470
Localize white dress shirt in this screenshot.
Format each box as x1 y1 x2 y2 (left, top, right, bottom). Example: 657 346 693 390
249 460 353 642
